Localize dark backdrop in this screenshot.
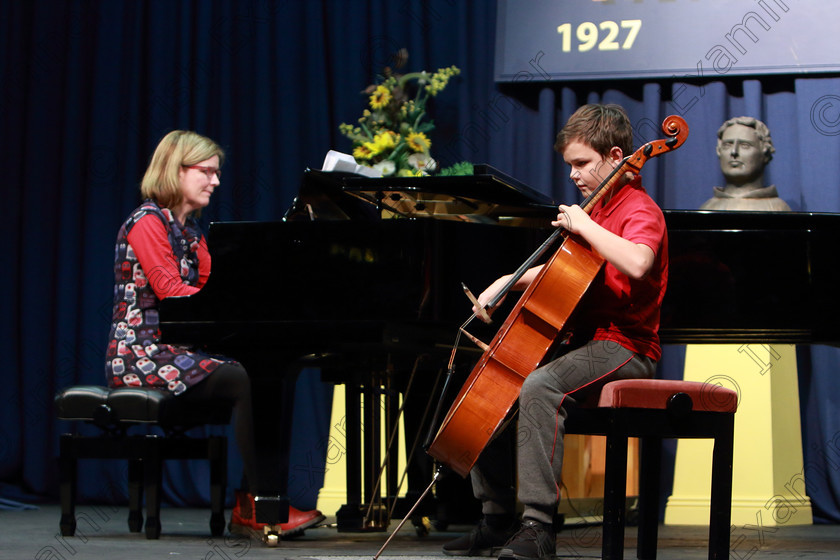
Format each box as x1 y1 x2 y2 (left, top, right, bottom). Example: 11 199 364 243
2 0 839 522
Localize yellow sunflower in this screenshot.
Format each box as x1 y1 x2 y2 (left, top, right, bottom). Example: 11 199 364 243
406 132 431 153
369 85 392 110
364 131 398 157
353 145 372 160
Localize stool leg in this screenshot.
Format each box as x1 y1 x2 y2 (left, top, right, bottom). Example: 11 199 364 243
602 431 629 560
209 436 227 537
144 436 163 539
127 459 144 532
708 415 735 560
637 436 662 560
59 435 77 537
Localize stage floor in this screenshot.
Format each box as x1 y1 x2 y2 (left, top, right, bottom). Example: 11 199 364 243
5 504 840 559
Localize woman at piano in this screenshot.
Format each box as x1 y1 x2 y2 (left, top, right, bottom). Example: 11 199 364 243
104 130 324 540
443 105 668 560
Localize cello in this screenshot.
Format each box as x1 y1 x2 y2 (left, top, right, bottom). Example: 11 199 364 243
427 115 689 477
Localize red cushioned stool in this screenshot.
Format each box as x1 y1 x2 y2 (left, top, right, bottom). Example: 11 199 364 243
565 379 738 560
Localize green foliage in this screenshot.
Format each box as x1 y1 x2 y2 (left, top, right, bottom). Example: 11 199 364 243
437 161 475 176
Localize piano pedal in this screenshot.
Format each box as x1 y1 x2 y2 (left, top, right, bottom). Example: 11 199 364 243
229 522 283 547
363 504 390 532
262 524 282 547
251 494 286 545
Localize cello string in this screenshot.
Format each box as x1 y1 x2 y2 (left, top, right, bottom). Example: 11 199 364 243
578 154 631 212
487 154 634 311
486 229 563 310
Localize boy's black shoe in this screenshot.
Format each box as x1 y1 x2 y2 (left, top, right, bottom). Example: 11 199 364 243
497 519 556 560
443 518 517 556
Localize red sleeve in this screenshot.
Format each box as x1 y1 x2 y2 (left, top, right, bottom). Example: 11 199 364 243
197 235 211 288
127 215 203 299
619 195 665 256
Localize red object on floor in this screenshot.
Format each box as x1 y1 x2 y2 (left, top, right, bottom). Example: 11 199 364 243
229 491 326 539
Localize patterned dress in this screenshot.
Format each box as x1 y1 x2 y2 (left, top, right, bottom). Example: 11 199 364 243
105 200 230 394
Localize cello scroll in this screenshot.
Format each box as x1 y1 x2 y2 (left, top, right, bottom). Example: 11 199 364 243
625 115 689 172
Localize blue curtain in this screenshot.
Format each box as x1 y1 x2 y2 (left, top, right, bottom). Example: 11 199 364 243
2 0 839 522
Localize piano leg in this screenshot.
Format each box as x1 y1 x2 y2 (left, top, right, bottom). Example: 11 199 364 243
364 370 386 528
334 365 393 532
248 364 297 542
335 379 365 530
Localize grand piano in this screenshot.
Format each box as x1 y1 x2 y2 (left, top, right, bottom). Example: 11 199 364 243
159 167 840 529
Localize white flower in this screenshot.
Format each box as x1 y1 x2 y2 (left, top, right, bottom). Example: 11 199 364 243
373 160 396 176
408 153 437 172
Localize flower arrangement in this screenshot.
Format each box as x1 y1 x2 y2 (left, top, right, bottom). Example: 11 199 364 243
339 51 461 177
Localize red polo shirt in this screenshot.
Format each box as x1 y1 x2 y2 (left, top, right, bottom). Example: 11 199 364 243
573 176 668 361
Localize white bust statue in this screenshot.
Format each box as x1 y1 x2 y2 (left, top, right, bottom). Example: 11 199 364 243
700 116 790 211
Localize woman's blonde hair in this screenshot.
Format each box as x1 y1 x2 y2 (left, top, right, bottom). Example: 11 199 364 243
140 130 225 211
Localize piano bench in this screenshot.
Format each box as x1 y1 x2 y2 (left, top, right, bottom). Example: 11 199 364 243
55 385 232 540
565 379 738 560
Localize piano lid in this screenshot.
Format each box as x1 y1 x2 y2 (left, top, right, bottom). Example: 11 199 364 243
163 160 840 349
660 210 840 345
284 165 557 226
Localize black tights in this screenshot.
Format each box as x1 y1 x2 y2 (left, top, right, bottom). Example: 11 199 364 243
180 363 258 491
